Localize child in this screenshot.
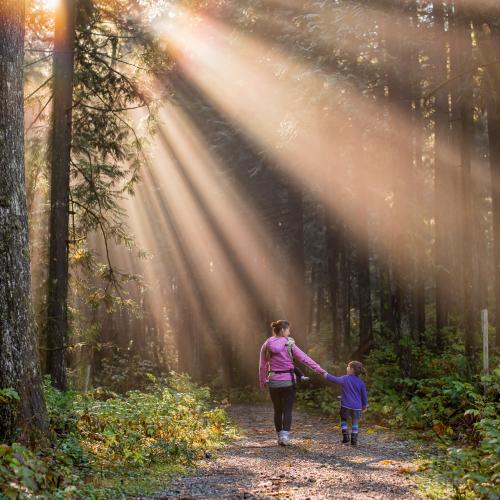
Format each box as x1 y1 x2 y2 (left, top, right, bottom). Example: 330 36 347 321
324 361 368 446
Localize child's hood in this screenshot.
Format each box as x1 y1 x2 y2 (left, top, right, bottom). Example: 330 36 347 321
266 336 287 354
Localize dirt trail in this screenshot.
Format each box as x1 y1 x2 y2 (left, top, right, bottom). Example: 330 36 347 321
149 404 421 499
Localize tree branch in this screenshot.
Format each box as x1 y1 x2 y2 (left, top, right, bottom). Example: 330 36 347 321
423 59 500 103
24 75 53 101
26 94 53 133
24 54 52 68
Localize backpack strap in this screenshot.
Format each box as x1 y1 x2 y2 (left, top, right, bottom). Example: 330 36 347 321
285 338 295 362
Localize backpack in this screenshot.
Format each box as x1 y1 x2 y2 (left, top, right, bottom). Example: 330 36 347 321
265 338 299 387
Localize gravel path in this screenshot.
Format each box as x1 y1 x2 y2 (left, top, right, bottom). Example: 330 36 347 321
149 404 421 499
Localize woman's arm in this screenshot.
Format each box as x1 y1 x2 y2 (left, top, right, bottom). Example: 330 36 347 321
258 341 269 389
292 344 326 375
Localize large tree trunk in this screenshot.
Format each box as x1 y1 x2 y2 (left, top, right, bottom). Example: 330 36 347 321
45 0 76 389
488 95 500 351
286 184 308 348
356 233 373 359
353 167 373 359
0 0 48 442
481 20 500 351
412 97 426 341
433 2 453 351
326 216 350 359
386 1 416 376
456 3 477 368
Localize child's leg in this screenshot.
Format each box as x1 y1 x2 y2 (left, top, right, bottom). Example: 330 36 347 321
339 406 350 443
351 410 361 435
350 410 362 445
340 417 348 432
339 406 349 431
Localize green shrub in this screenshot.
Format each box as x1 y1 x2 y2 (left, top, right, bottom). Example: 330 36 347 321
296 386 340 415
93 350 166 393
76 373 234 468
0 372 234 498
0 442 80 499
298 344 499 499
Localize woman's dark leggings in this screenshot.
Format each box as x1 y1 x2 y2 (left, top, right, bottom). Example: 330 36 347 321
269 386 296 432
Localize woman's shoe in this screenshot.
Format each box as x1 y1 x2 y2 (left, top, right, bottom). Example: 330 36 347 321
351 433 358 446
277 431 284 445
281 431 290 446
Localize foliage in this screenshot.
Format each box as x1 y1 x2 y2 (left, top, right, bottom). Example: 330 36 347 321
0 442 80 499
296 386 340 416
93 349 167 393
0 373 234 498
76 373 233 469
297 344 500 499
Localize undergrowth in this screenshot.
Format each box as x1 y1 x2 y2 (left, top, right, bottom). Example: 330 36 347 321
296 343 500 500
0 372 235 499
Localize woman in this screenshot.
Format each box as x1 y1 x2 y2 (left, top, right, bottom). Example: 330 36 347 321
259 320 326 445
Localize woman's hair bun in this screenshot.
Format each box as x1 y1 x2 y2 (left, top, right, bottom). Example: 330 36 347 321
270 320 290 333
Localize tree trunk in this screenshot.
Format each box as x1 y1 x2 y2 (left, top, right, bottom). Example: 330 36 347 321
45 0 76 389
356 241 372 358
0 0 48 442
386 1 416 375
488 95 500 350
456 3 477 368
286 184 308 348
481 21 500 351
432 2 452 350
412 97 426 341
327 216 350 360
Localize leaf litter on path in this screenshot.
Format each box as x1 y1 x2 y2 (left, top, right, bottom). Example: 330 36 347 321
139 404 422 499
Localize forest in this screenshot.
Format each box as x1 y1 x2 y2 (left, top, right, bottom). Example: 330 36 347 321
0 0 499 498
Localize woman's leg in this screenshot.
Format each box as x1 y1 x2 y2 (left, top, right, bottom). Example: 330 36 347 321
269 387 284 432
281 386 296 431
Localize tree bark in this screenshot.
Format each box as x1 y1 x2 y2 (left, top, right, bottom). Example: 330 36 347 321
480 20 500 351
45 0 76 389
0 0 48 442
326 216 350 359
386 0 416 375
455 2 477 368
356 233 373 359
433 2 452 350
412 97 426 341
286 184 308 348
488 95 500 350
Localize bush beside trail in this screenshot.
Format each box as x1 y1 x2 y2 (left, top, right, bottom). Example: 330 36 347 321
0 373 235 499
297 345 500 499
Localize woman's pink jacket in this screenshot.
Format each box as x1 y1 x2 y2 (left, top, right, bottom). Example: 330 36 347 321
259 336 326 389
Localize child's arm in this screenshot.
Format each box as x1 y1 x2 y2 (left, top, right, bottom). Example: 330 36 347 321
323 373 345 385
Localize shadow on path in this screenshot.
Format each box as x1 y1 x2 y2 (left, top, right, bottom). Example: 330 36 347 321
142 404 421 499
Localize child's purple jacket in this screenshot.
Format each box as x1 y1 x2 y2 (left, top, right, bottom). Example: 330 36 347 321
325 373 368 410
259 336 326 389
